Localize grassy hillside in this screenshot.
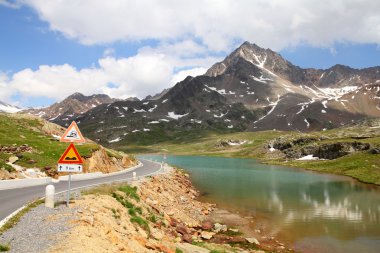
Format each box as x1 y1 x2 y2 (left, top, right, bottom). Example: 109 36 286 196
0 113 99 174
120 123 380 185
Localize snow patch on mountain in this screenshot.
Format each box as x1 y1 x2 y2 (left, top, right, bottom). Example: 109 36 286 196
0 102 22 113
109 137 122 143
133 108 146 113
214 111 228 118
304 118 310 128
167 112 189 119
254 95 281 123
148 105 157 112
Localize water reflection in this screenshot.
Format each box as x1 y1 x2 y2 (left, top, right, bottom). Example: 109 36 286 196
139 155 380 251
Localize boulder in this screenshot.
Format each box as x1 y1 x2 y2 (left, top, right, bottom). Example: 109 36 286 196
176 224 190 235
182 233 193 243
201 221 213 230
246 237 260 245
200 231 215 240
213 223 227 233
8 156 18 164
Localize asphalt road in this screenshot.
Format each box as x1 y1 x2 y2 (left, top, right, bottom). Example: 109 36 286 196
0 159 161 223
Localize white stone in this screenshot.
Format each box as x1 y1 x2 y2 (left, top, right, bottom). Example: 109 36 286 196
45 184 55 208
246 237 260 245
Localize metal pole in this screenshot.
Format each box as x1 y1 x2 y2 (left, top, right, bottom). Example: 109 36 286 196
67 172 71 207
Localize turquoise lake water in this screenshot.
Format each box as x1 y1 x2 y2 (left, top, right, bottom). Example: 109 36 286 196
139 155 380 253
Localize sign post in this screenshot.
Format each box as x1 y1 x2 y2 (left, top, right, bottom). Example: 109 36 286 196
58 121 85 207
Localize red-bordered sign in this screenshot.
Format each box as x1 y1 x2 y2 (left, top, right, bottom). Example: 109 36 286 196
58 143 83 164
60 121 85 143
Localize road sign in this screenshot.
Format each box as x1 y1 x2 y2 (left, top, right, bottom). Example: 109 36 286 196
57 164 83 172
58 143 84 164
60 121 85 143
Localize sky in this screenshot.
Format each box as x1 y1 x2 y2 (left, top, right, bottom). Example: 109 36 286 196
0 0 380 108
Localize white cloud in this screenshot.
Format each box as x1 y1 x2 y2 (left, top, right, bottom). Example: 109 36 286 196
19 0 380 51
0 72 15 103
171 67 207 85
2 0 380 107
1 46 216 105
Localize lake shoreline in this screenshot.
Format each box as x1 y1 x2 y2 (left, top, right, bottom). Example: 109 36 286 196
140 151 380 187
140 154 380 253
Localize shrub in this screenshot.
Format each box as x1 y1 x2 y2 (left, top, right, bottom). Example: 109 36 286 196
0 244 10 252
118 185 140 201
130 216 150 235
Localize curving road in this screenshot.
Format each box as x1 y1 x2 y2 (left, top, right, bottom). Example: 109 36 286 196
0 159 161 223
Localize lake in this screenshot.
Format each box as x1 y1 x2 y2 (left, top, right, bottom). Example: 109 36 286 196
139 155 380 253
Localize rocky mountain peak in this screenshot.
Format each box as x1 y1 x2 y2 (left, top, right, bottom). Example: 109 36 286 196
22 92 117 125
67 92 86 100
206 41 295 80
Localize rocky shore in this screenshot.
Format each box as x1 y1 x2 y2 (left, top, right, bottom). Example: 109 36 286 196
1 166 291 252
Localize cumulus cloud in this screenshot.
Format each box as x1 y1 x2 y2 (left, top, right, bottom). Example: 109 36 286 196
2 0 380 106
170 67 207 85
1 46 217 104
19 0 380 50
0 72 15 103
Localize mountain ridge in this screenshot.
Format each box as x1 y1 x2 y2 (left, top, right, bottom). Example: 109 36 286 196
18 41 380 146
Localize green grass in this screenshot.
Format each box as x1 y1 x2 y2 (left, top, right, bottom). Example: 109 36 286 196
0 243 10 252
0 199 44 235
147 213 158 223
0 114 99 171
0 162 14 173
109 184 151 236
175 248 183 253
122 124 380 185
118 185 140 201
130 216 150 235
278 152 380 184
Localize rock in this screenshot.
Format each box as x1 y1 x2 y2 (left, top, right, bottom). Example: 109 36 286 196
200 231 215 240
213 223 227 233
182 233 193 243
369 147 380 154
138 228 148 238
8 156 18 164
176 224 189 235
151 228 164 240
81 215 94 226
175 243 210 253
156 244 174 253
201 221 213 230
228 228 239 233
27 159 36 164
169 217 178 227
246 237 260 245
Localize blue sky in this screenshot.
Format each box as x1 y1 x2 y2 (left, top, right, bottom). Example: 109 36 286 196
0 0 380 107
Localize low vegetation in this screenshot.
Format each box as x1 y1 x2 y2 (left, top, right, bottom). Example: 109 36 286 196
122 121 380 185
0 114 99 174
0 243 10 252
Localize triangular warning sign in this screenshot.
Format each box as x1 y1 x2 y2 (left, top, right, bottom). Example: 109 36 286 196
60 121 85 143
58 143 84 164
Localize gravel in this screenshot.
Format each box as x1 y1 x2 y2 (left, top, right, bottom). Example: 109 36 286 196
0 194 79 253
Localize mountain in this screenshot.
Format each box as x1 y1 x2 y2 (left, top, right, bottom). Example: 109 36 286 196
0 101 22 113
22 93 118 127
43 41 380 146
